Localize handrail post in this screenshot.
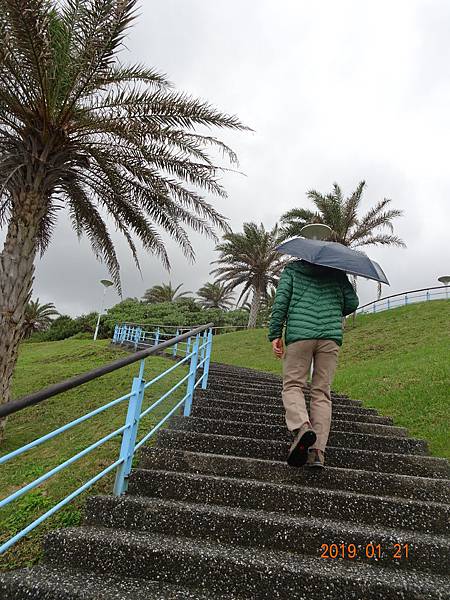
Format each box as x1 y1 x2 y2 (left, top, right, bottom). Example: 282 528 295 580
173 329 179 357
134 327 142 351
201 330 207 362
186 336 191 356
112 325 118 343
405 294 408 305
113 360 146 496
154 327 160 346
183 334 200 417
201 329 213 389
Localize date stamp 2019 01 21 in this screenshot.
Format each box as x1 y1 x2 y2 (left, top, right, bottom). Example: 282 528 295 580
320 543 410 560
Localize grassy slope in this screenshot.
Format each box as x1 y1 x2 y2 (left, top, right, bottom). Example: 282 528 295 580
0 339 187 571
212 300 450 460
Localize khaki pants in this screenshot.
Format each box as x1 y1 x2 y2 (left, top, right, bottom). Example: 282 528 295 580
282 339 339 452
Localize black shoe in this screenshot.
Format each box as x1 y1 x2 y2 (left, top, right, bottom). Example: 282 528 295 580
287 425 317 467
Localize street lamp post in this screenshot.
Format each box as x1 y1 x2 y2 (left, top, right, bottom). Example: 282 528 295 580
93 279 114 340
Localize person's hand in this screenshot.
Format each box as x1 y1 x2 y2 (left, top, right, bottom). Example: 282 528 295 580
272 338 284 359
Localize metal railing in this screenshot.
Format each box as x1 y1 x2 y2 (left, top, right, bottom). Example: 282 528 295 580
119 322 250 337
356 286 449 315
0 323 214 555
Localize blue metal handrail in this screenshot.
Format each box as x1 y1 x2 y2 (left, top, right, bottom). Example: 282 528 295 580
113 323 193 355
0 324 214 555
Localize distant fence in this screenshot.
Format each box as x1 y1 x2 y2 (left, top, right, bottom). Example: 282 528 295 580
117 322 249 341
356 286 448 315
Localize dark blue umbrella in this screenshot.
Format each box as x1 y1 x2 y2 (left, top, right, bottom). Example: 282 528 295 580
276 237 389 285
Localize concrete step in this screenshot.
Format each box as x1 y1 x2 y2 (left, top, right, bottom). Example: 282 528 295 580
193 395 384 419
0 565 227 599
202 385 359 406
209 363 282 381
43 527 450 599
128 468 449 534
207 375 283 388
167 416 428 455
191 405 407 437
139 448 450 504
207 377 348 402
193 398 395 424
86 495 450 575
156 429 450 478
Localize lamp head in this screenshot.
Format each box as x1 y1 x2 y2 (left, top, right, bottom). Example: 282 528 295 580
299 223 333 241
100 279 114 288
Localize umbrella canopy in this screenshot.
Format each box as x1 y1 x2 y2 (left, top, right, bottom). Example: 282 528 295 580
276 237 389 285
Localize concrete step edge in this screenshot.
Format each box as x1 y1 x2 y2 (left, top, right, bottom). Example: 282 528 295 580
44 527 450 600
139 447 450 503
128 468 450 534
156 429 450 479
191 406 407 436
0 565 226 600
193 396 381 417
85 494 450 575
168 416 428 455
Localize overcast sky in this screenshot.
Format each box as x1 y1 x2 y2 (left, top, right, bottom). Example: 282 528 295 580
28 0 450 315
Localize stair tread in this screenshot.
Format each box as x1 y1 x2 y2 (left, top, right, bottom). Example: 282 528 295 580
44 526 450 597
130 466 450 512
0 565 229 600
139 447 450 503
128 467 449 534
158 428 444 467
88 494 450 547
170 415 425 453
194 396 384 417
192 406 406 434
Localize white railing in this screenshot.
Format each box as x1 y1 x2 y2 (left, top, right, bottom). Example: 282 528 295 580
356 286 448 315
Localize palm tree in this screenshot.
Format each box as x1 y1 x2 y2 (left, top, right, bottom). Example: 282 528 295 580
280 181 405 299
142 282 191 304
197 282 235 309
279 181 405 249
22 299 59 338
0 0 247 432
212 223 285 328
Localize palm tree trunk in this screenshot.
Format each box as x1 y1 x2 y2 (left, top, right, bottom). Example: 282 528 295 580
247 288 262 328
0 192 44 441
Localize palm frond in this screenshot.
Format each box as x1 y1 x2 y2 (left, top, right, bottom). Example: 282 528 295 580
0 0 248 292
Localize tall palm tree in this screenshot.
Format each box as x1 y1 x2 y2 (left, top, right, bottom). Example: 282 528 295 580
280 181 405 298
0 0 247 432
22 299 59 338
197 282 235 309
212 223 285 328
280 181 405 249
142 282 191 304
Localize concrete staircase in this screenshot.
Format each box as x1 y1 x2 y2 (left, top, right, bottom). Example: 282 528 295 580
1 363 449 599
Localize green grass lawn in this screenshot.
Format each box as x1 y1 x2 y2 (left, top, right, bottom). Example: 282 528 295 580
0 339 188 572
212 300 450 460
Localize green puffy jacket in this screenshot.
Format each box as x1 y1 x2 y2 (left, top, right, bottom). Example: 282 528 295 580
268 260 359 346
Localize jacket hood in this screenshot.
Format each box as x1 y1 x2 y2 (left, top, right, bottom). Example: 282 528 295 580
289 260 339 278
